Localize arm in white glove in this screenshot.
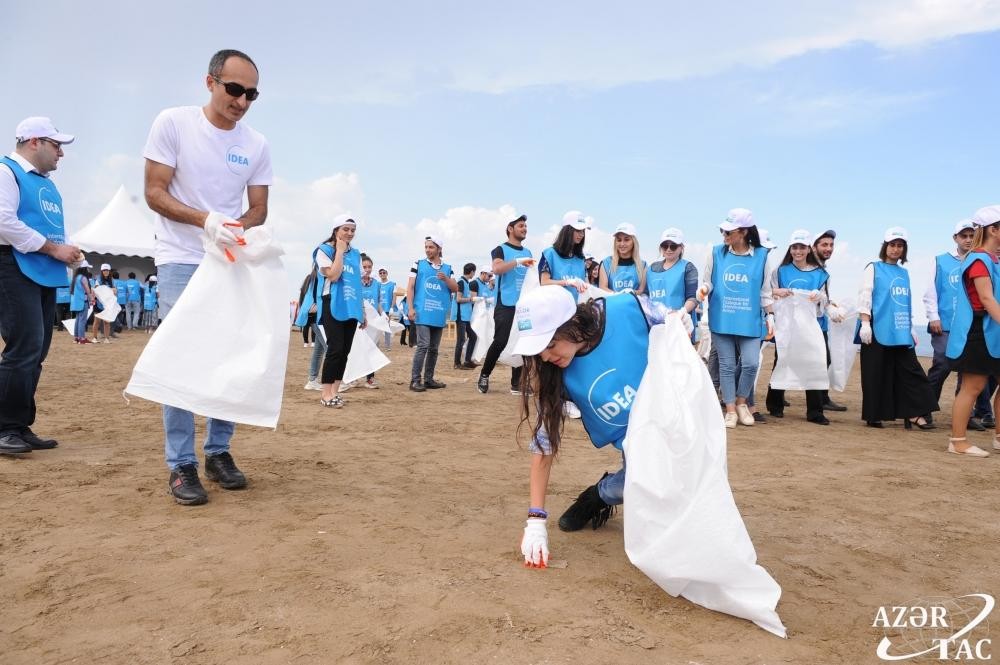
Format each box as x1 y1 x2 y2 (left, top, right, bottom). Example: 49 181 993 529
859 320 873 344
765 312 775 337
515 256 535 267
670 309 694 336
521 518 549 568
204 211 241 247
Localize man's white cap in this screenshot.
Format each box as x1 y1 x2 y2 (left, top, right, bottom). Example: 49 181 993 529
377 266 388 273
332 213 357 229
149 275 158 282
972 206 1000 228
100 263 111 271
510 285 578 357
614 222 637 237
758 228 777 249
15 117 74 144
562 210 588 230
719 208 754 232
424 234 443 249
883 226 908 243
954 219 976 235
788 229 813 246
584 251 594 260
660 227 684 244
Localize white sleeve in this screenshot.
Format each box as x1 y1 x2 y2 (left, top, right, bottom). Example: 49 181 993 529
248 136 273 187
700 251 715 294
142 109 179 168
923 274 940 323
857 264 875 315
0 163 46 253
315 250 333 269
760 255 777 308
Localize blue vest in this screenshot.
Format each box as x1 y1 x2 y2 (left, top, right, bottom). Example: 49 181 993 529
143 285 158 310
499 244 532 306
563 295 650 451
947 251 1000 359
870 261 913 347
115 281 127 304
601 257 643 292
69 274 87 311
379 280 396 313
776 263 829 330
56 286 70 304
476 278 494 301
707 244 768 337
413 259 452 328
125 279 141 302
934 253 963 332
647 259 699 342
541 247 586 299
294 271 326 327
399 298 409 323
0 157 68 287
360 278 381 311
316 244 363 322
456 277 475 321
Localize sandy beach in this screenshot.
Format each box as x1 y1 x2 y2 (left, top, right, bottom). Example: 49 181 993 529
1 331 997 664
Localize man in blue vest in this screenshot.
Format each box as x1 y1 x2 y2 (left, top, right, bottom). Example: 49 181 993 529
0 117 82 455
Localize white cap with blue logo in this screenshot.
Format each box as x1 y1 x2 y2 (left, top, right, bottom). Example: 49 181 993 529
511 285 578 357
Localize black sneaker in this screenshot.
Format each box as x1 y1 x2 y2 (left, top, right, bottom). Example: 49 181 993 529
409 380 427 392
454 363 471 370
462 361 479 369
753 412 767 424
808 415 831 425
424 379 446 389
477 374 489 394
968 417 986 432
0 431 32 456
983 415 996 429
168 464 208 505
204 452 247 490
823 399 848 412
20 427 58 450
558 477 615 532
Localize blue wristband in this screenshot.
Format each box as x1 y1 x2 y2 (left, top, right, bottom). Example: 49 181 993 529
528 507 548 518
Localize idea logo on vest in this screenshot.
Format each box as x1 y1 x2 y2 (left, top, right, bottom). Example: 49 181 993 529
889 277 910 307
723 263 750 292
587 368 637 427
37 186 63 230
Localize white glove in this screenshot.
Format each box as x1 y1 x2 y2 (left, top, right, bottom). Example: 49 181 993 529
521 518 549 568
828 305 846 324
515 256 535 266
807 289 821 302
765 313 775 337
670 309 694 336
859 321 873 344
696 284 709 301
204 212 240 247
471 296 483 303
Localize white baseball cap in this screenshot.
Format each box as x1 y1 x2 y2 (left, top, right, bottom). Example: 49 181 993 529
511 285 579 357
561 210 588 230
660 228 684 244
973 206 1000 228
424 234 443 249
719 208 755 232
78 259 92 268
953 219 975 235
332 213 357 230
758 228 778 249
149 275 158 282
883 226 909 243
15 116 75 144
100 263 111 271
614 222 637 237
788 229 813 247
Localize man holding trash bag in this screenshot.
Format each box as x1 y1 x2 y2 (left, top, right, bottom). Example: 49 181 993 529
143 49 273 505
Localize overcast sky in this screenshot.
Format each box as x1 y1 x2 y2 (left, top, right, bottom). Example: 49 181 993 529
4 0 1000 316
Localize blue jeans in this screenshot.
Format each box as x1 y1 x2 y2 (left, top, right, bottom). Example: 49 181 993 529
712 332 761 405
308 321 326 380
158 263 234 470
126 301 141 328
0 248 56 432
597 454 626 506
73 307 89 339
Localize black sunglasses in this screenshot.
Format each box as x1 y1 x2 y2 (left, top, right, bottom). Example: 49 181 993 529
212 75 260 101
661 242 680 251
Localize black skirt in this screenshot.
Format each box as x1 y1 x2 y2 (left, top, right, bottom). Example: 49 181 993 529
952 314 1000 376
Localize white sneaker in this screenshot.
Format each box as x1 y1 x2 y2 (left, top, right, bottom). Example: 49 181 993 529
304 379 323 391
339 381 356 393
365 378 379 389
563 401 582 419
309 342 315 347
736 404 755 426
724 412 738 429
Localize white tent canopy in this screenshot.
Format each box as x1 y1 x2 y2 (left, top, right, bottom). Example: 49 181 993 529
72 185 155 258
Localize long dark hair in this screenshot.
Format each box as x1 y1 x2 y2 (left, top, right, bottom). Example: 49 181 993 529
553 226 585 259
779 245 821 267
878 240 909 264
518 299 604 455
98 269 114 288
70 266 90 294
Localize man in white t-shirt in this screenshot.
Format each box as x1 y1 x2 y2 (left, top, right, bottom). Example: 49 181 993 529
143 49 273 506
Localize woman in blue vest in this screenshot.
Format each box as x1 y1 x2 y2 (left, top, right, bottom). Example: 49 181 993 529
540 211 589 298
315 214 365 408
69 262 94 344
509 285 691 566
407 234 459 392
91 263 115 343
856 227 937 428
944 207 1000 457
646 227 698 342
142 275 159 333
358 254 382 389
599 223 646 293
764 230 830 424
698 208 774 428
377 267 396 351
295 268 327 391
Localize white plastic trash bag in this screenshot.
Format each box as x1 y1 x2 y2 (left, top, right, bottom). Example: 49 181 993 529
93 285 121 322
579 283 612 303
342 324 390 383
362 302 403 343
61 306 93 336
498 268 541 368
827 306 858 393
470 300 494 363
769 292 830 391
125 227 291 428
622 317 786 638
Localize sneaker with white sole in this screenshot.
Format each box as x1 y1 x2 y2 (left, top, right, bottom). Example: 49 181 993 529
365 378 379 389
304 379 323 391
339 381 356 393
736 404 755 426
724 412 738 428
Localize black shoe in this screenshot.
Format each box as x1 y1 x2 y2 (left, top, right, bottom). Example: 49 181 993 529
904 417 935 431
559 480 615 532
204 452 247 489
168 464 208 505
462 361 479 369
424 379 446 389
20 427 58 450
984 416 996 429
808 415 830 425
866 421 884 428
968 417 986 432
767 411 784 419
0 431 32 456
477 374 489 394
454 363 471 371
823 399 848 412
409 380 426 392
782 399 790 407
753 412 767 424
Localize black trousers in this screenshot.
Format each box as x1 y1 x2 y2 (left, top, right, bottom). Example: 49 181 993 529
454 319 477 365
860 340 939 422
319 296 358 384
480 304 522 388
301 312 316 343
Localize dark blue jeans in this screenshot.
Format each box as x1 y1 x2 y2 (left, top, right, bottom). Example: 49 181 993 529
0 248 56 432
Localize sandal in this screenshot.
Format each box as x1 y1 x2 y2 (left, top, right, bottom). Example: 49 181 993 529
904 417 934 431
948 437 989 458
320 396 344 408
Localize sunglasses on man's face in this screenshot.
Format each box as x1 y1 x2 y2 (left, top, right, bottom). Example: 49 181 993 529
212 75 260 101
